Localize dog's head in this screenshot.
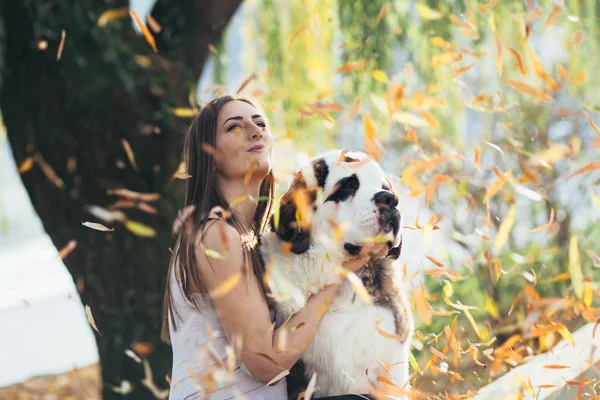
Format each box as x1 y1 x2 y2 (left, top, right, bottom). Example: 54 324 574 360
271 149 402 259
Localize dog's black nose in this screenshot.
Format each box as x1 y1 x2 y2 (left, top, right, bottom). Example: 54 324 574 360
373 191 398 209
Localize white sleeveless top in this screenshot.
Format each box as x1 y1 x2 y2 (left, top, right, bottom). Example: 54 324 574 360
168 268 287 399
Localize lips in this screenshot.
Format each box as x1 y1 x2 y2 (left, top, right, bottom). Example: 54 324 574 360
247 144 264 153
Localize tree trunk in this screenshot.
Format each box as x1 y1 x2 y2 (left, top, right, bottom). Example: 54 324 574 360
0 0 240 397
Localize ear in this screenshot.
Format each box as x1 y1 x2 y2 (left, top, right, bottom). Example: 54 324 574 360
386 235 402 259
270 158 328 255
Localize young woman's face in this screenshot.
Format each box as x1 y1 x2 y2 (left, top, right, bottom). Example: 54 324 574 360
214 100 274 183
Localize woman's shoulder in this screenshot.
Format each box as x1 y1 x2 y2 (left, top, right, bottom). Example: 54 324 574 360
198 217 242 248
194 217 246 274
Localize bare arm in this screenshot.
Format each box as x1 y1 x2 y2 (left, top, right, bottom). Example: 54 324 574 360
195 220 368 384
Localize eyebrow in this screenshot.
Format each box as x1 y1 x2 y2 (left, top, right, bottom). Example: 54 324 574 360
222 114 263 127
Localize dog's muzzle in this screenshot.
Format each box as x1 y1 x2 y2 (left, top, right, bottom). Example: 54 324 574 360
374 191 401 238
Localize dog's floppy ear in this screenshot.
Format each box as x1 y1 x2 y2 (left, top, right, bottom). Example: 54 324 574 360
271 158 328 254
386 235 402 259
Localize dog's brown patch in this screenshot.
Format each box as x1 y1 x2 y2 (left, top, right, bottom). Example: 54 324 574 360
361 258 413 343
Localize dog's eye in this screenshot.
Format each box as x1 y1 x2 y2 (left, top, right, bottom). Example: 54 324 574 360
325 174 360 203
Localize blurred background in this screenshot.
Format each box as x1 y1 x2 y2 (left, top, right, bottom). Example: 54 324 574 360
0 0 598 398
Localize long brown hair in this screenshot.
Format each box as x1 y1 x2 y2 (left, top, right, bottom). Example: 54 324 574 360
161 95 275 342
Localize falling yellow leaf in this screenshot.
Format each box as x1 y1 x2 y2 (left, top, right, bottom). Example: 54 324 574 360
415 3 443 20
474 146 481 169
204 248 225 259
97 7 130 27
18 157 34 174
336 267 372 305
569 235 584 300
121 139 139 171
494 205 516 249
209 273 241 298
484 169 510 202
372 70 389 83
417 109 439 128
430 37 453 51
392 111 429 128
584 281 594 308
363 113 381 161
494 33 503 77
171 108 196 118
85 305 101 335
124 220 156 237
557 324 575 346
130 11 158 53
484 296 499 319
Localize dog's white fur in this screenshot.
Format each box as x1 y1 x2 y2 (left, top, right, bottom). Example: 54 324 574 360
261 150 413 398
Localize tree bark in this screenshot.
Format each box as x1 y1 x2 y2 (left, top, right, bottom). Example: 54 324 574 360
0 0 240 397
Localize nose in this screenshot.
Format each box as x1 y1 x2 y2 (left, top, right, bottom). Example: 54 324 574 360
250 122 263 140
373 191 398 209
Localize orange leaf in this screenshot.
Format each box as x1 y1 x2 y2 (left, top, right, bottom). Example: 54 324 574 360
505 79 553 102
415 282 432 325
363 113 381 160
375 319 401 340
566 161 600 180
545 5 561 28
454 63 474 76
336 59 366 74
130 11 157 52
508 47 526 75
484 169 510 203
478 0 502 13
342 97 361 122
425 255 444 267
417 110 439 128
145 14 162 33
376 4 389 25
544 364 570 369
532 208 554 232
58 240 77 260
583 112 600 136
18 157 35 174
474 146 481 169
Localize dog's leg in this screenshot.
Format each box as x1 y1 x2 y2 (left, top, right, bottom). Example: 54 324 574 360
384 340 411 400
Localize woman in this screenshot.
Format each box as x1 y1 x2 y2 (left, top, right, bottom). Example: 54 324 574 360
161 95 377 399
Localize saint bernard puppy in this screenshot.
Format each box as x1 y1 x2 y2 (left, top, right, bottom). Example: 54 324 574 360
260 149 413 399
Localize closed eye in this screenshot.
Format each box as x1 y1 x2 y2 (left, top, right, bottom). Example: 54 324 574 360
227 124 241 132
